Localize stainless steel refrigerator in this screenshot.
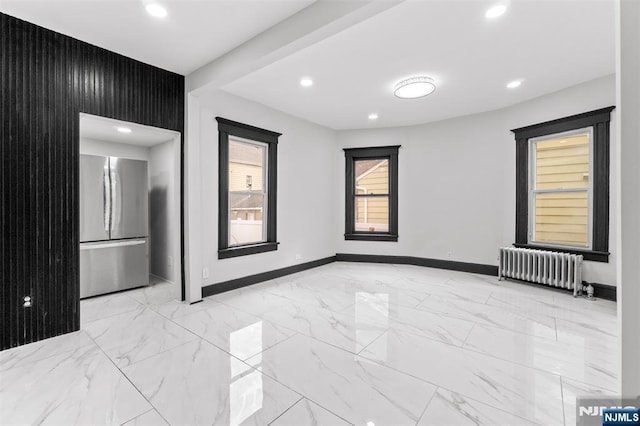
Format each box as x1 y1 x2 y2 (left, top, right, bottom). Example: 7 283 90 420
80 155 149 298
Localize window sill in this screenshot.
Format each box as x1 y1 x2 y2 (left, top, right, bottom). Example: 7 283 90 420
218 242 279 259
345 233 398 242
513 243 609 263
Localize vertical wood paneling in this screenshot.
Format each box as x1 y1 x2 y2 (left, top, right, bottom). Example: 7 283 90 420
1 13 185 351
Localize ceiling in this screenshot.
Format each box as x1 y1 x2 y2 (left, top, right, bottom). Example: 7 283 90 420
221 0 616 130
0 0 314 75
2 0 616 130
80 113 178 147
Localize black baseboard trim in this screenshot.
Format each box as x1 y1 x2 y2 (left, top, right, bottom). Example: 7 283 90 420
200 253 616 302
335 253 498 276
202 256 336 298
590 283 617 301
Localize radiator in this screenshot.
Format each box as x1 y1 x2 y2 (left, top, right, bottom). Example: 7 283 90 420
498 247 584 296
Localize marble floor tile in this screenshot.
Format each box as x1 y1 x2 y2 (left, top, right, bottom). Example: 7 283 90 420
150 297 220 320
419 280 493 304
490 278 570 303
81 292 142 324
325 278 431 309
555 317 618 353
416 295 558 340
173 303 296 360
464 324 618 391
561 377 616 426
490 288 616 313
84 306 197 367
261 300 387 353
335 262 424 284
391 265 458 286
271 398 352 426
127 281 179 306
341 296 475 347
123 409 169 426
0 344 150 425
0 330 94 372
486 292 617 329
123 339 301 426
360 328 565 425
418 388 538 426
246 334 437 426
263 284 355 313
2 262 619 426
211 288 297 317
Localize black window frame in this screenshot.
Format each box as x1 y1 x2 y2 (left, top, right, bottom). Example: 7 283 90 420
216 117 280 259
511 106 615 262
344 146 400 242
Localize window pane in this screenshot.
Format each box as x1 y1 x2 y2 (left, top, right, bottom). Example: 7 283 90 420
535 133 589 190
355 196 389 232
228 137 267 247
355 159 389 195
229 138 266 192
229 192 265 245
534 192 588 247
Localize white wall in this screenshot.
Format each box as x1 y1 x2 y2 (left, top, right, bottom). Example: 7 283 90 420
193 89 337 286
616 0 640 395
335 75 617 286
149 138 180 284
80 138 150 161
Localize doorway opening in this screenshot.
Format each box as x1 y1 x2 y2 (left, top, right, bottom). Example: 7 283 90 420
79 113 183 303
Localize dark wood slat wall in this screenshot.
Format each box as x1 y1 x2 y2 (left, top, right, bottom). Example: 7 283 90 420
1 13 185 351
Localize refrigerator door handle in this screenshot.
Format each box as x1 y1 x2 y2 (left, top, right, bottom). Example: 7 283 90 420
109 157 119 235
103 163 111 233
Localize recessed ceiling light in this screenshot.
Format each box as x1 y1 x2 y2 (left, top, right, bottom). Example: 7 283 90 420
485 4 507 18
145 2 167 18
116 127 132 133
506 79 523 89
300 78 313 87
368 113 378 120
394 76 437 99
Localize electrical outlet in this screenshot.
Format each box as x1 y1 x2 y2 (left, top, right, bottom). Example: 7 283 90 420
168 256 173 267
202 267 209 279
447 251 453 259
23 296 32 308
295 253 302 260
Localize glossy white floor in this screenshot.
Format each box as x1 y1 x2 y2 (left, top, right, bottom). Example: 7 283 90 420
0 262 617 426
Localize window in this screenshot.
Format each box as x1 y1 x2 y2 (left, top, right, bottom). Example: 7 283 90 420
216 117 279 259
344 146 399 241
530 129 592 248
512 107 614 262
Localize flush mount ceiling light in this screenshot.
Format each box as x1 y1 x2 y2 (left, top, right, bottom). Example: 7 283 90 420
368 113 378 120
506 79 523 89
116 127 132 133
300 78 313 87
485 0 510 19
393 76 437 99
145 2 167 18
485 4 507 18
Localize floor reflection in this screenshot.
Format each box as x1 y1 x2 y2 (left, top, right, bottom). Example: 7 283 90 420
230 321 264 426
356 292 389 358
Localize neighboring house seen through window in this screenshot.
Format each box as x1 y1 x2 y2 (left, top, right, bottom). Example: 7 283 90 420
216 117 280 259
344 146 399 241
512 107 614 262
529 128 593 249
